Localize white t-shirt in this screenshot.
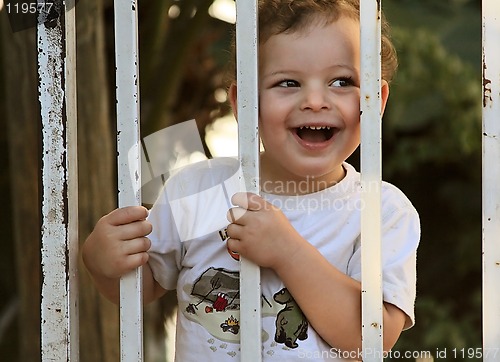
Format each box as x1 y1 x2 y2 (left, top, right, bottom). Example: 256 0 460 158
147 157 420 361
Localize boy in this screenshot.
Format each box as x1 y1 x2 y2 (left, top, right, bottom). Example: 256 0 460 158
82 0 420 360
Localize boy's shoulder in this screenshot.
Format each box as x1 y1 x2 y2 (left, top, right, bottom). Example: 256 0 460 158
345 162 418 216
380 180 419 225
381 180 416 212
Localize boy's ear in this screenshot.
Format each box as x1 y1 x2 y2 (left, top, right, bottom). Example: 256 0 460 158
380 80 390 116
228 83 238 120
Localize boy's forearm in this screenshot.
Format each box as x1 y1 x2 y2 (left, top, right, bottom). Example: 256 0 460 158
142 263 167 304
274 242 362 352
273 236 404 353
88 274 121 304
85 263 165 305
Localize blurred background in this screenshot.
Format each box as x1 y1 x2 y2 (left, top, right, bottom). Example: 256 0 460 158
0 0 483 360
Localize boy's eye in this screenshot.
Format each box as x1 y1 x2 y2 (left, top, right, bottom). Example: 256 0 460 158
278 79 299 88
331 77 354 87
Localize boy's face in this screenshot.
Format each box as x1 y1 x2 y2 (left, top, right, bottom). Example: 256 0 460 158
252 16 388 187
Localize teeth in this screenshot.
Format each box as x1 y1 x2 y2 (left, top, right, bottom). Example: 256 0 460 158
299 126 332 130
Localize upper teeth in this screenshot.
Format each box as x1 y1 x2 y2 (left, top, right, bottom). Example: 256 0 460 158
299 126 331 130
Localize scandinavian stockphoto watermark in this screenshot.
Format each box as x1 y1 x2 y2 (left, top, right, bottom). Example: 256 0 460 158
132 119 378 203
130 119 374 241
297 347 434 360
129 119 208 205
297 346 500 360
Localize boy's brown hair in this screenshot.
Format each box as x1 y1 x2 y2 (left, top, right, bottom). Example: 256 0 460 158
227 0 397 86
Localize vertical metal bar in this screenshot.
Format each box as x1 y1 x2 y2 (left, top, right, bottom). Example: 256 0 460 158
39 0 79 360
114 1 143 361
360 0 384 361
235 0 262 361
482 1 500 360
65 1 79 360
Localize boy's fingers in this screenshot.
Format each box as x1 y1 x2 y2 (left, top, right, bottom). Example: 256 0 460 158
226 237 240 253
225 223 245 245
106 206 149 226
124 251 150 270
122 237 152 255
115 220 153 240
227 207 248 223
231 192 265 211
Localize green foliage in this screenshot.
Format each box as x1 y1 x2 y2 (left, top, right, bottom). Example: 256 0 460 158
390 292 482 361
384 0 481 67
379 4 483 358
384 27 482 176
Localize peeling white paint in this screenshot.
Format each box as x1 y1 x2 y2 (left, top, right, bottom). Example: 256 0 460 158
39 0 79 360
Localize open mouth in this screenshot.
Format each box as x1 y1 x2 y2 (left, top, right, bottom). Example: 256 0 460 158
295 126 336 143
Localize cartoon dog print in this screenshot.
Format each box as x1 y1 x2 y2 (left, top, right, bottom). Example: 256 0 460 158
273 288 308 348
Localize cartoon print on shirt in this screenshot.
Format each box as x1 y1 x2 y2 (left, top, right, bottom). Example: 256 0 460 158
185 267 240 317
274 288 309 348
181 264 310 352
220 315 240 335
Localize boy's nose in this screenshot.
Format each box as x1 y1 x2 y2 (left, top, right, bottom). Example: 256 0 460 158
300 87 330 111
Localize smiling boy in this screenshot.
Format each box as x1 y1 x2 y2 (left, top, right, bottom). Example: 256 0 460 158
82 1 419 360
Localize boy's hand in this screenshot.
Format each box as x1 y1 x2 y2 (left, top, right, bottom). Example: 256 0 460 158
82 206 152 280
225 192 301 269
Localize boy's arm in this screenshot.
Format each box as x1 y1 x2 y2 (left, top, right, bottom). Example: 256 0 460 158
226 192 411 353
84 261 166 305
272 239 406 353
82 206 166 304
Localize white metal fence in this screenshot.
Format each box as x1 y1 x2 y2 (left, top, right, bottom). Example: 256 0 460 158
482 2 500 362
36 0 499 361
114 1 144 361
234 1 262 361
39 1 78 361
359 1 384 359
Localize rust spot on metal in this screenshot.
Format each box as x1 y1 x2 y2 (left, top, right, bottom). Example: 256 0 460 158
483 61 492 107
483 78 492 107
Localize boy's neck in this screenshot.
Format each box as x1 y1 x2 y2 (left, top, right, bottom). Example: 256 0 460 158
259 154 346 196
